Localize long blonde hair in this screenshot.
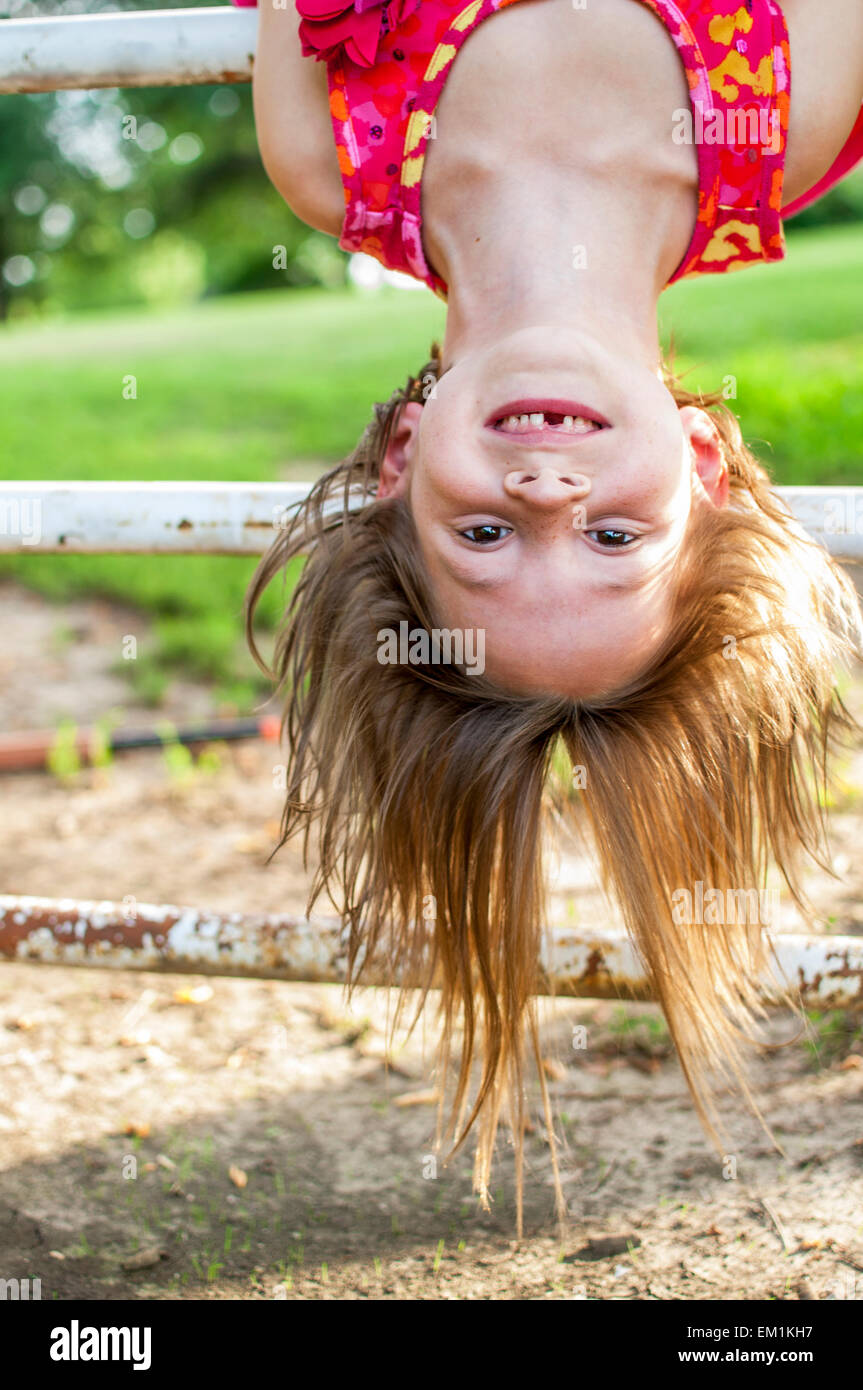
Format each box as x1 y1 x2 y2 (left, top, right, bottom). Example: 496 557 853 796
245 344 861 1233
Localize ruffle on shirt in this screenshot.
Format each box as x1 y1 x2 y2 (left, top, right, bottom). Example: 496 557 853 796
229 0 420 69
301 2 418 66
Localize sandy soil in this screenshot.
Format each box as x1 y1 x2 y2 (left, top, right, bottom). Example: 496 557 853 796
0 581 861 1301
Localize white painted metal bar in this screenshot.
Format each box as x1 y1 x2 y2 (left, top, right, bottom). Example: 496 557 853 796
1 481 862 559
779 485 863 560
0 7 256 95
0 481 310 554
2 895 862 1005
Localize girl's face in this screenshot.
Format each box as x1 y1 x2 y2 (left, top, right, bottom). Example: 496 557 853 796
379 327 729 699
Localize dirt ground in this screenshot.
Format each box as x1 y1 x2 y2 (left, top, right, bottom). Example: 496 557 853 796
0 581 862 1301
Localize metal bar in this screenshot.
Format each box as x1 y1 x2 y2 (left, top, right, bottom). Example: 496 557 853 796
0 481 310 555
0 8 256 95
2 482 862 559
2 895 862 1007
779 486 863 562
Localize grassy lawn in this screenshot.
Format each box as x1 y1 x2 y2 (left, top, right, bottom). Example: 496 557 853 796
0 287 446 705
661 223 863 484
0 221 860 707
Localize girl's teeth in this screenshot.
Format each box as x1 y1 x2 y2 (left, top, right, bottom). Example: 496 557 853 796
495 412 603 433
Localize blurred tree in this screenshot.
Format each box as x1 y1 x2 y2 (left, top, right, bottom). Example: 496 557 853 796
0 91 61 317
0 0 348 317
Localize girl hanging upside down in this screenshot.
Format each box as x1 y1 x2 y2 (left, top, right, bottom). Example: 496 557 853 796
242 0 863 1230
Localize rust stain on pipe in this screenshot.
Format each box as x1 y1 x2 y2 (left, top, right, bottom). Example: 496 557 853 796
0 897 649 996
1 897 861 1007
3 69 253 96
0 896 360 985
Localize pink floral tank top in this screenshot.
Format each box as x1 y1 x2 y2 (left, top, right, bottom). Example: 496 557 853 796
237 0 863 301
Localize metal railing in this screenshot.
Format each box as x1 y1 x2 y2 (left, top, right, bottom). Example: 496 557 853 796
2 895 862 1005
1 481 861 559
0 7 256 94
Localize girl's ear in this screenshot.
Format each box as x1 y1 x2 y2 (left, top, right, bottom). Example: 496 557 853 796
378 400 424 500
679 405 730 508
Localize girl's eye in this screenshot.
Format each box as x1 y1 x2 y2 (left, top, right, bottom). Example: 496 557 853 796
460 524 512 545
587 528 638 548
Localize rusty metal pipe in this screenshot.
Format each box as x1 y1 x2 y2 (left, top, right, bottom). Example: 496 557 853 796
0 9 256 95
2 895 861 1008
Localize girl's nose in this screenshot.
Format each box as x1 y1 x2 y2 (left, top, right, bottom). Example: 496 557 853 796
503 467 591 507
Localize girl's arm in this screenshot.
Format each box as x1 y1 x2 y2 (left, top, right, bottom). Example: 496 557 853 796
252 3 346 236
782 0 863 205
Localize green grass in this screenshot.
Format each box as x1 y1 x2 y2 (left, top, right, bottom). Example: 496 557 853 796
661 223 863 483
0 285 446 705
0 222 860 702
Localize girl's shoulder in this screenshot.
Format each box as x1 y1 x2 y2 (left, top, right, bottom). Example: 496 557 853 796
780 0 863 204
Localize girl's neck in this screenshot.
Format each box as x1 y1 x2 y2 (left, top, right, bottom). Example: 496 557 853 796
417 0 701 375
428 159 688 375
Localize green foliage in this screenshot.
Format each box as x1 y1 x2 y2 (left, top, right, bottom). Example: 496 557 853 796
0 0 345 321
46 719 82 781
89 713 118 769
660 224 863 483
156 720 195 782
803 1009 863 1067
